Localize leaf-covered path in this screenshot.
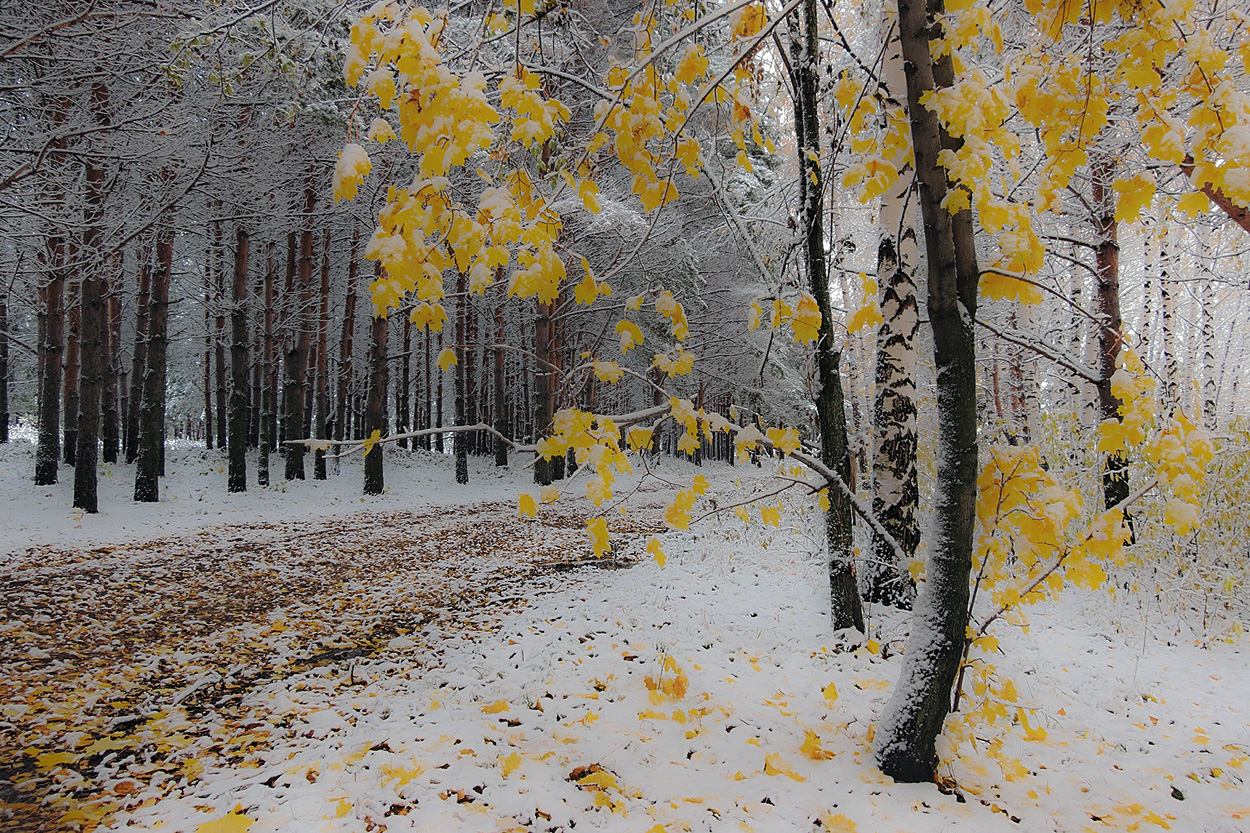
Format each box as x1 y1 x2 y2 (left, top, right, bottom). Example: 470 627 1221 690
0 501 659 831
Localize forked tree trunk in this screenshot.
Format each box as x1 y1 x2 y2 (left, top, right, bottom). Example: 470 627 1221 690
364 269 388 496
228 225 250 492
135 211 173 502
791 0 862 632
875 0 981 782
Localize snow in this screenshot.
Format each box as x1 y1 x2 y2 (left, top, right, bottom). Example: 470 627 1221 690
1 437 1247 832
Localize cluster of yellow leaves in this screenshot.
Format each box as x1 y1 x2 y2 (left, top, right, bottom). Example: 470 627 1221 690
644 655 689 701
1143 410 1215 537
846 275 884 334
539 409 633 509
747 292 822 346
944 665 1048 785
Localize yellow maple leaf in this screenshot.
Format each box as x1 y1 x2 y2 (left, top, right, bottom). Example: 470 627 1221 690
1113 173 1156 223
760 504 781 527
482 700 510 714
196 812 254 833
574 271 599 305
800 730 836 760
588 517 611 558
579 179 601 214
763 752 806 781
647 537 666 566
822 812 858 832
675 43 710 85
518 493 538 518
791 292 821 344
500 751 521 777
593 361 623 383
616 320 644 353
1176 191 1210 217
362 429 382 457
822 681 839 704
438 347 458 372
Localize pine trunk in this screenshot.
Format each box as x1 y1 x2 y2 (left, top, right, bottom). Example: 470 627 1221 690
134 211 173 502
125 239 151 463
73 103 108 513
314 229 331 480
0 281 8 444
63 272 80 466
364 276 388 495
101 253 122 464
283 186 316 481
212 205 227 452
533 300 552 485
335 225 360 446
494 289 509 466
259 242 277 486
1091 158 1129 511
228 225 250 492
35 205 66 484
454 270 469 484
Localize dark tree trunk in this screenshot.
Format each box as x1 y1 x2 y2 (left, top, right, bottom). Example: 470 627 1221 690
791 1 862 632
335 224 360 446
125 238 151 463
397 310 411 450
364 275 388 495
203 253 214 450
875 0 981 783
0 278 9 444
435 327 445 453
533 300 552 485
259 242 277 486
421 326 431 450
212 205 227 452
283 185 316 480
494 288 509 466
73 104 108 513
314 229 331 480
228 225 250 492
35 202 66 484
63 272 80 466
101 252 122 464
454 270 469 484
1092 158 1129 511
134 211 173 502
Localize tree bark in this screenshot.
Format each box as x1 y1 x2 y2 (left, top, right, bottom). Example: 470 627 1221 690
314 228 331 480
101 252 122 464
0 279 8 444
63 271 80 466
1091 157 1129 511
454 269 469 484
397 307 411 450
35 137 67 485
283 184 316 481
73 87 109 513
125 237 151 463
212 203 228 452
335 224 360 446
364 269 388 495
533 300 552 485
494 287 509 466
791 0 863 632
134 208 173 502
228 225 250 492
875 0 981 783
259 242 276 486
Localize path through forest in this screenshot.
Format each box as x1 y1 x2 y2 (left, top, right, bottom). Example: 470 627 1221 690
0 498 662 831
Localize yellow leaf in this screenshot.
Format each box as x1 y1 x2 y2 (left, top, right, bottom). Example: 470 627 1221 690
333 799 352 818
763 752 806 782
615 320 644 353
438 347 458 372
1113 174 1156 223
482 700 510 713
791 292 821 344
519 493 538 518
692 474 709 494
500 751 521 777
800 730 835 760
760 505 781 527
579 179 601 214
588 517 611 558
822 812 858 832
647 537 666 566
196 813 254 833
822 681 838 704
362 429 382 457
1176 191 1210 217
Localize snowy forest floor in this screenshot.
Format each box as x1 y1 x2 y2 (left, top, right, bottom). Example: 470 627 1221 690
1 439 1248 833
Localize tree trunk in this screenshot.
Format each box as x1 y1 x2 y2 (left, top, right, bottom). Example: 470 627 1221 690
125 238 151 463
101 252 122 464
364 272 388 495
533 300 552 485
73 94 109 513
494 288 509 466
0 281 7 444
866 22 921 609
314 228 331 480
259 241 276 486
791 0 863 632
1091 157 1129 511
435 327 445 453
135 209 173 502
454 270 469 484
228 225 250 492
875 0 981 783
335 224 360 446
212 204 227 452
63 271 80 466
203 250 215 450
397 308 411 450
284 185 316 480
35 157 67 485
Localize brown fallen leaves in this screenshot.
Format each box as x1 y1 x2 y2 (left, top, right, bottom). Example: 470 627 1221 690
0 501 658 832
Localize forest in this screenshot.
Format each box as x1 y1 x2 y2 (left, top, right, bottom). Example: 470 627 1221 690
1 0 1249 831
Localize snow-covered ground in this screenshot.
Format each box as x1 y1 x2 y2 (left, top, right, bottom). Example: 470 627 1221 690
2 437 1247 832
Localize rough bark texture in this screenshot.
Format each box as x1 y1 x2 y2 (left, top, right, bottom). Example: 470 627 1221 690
0 281 8 444
494 289 509 467
454 270 469 485
364 285 388 496
63 273 80 466
284 185 316 481
259 242 276 487
228 226 250 492
212 207 228 452
533 300 553 486
125 238 151 464
35 153 66 485
875 0 980 783
335 225 360 446
134 214 173 502
314 229 331 480
101 256 121 464
1091 158 1129 511
792 0 863 632
73 100 108 513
